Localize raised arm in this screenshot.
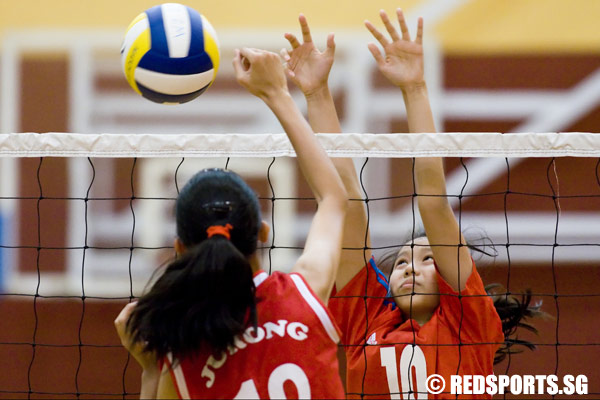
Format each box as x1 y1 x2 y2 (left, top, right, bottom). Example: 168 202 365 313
233 48 347 303
115 302 161 399
365 9 471 291
281 15 370 291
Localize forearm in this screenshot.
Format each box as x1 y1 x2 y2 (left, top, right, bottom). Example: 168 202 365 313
304 85 371 289
273 89 347 302
402 82 435 134
264 91 346 204
305 87 363 198
405 84 471 289
306 86 341 134
403 83 446 197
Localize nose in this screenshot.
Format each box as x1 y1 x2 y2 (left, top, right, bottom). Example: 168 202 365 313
403 263 414 277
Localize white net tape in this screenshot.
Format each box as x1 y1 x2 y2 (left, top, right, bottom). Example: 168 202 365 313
1 132 599 158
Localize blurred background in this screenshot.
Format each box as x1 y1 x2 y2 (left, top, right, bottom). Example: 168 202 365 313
0 0 599 398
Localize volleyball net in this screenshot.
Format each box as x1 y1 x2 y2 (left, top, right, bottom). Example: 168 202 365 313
0 132 599 398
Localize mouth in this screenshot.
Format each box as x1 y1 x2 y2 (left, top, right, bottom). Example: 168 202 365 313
399 280 418 290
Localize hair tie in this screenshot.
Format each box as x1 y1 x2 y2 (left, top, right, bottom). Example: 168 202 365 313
206 223 233 240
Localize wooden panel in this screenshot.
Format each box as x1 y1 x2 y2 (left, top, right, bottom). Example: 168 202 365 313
18 56 69 273
444 55 600 90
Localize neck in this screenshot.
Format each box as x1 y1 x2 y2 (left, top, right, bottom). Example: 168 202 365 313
413 312 434 326
401 307 435 327
248 252 261 274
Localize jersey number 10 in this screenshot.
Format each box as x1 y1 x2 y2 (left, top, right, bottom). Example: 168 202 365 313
380 345 428 400
234 363 311 399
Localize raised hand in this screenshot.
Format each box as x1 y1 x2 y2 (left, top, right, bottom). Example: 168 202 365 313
232 48 289 101
365 9 425 90
281 14 335 96
114 302 157 371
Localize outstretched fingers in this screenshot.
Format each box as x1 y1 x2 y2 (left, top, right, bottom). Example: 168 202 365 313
284 32 301 49
299 14 313 43
379 9 400 42
365 19 389 47
415 17 424 44
367 43 385 66
396 8 411 41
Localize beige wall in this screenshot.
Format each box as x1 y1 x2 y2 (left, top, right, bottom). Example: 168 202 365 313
2 0 600 54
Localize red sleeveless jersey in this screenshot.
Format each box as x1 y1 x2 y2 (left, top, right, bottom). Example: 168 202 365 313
329 258 503 399
163 270 345 399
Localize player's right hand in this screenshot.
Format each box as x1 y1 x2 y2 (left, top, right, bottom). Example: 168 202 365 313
365 9 425 90
233 48 289 101
114 302 158 372
281 14 335 97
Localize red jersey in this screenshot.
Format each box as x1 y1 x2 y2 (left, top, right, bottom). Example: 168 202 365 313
163 270 345 399
329 258 503 399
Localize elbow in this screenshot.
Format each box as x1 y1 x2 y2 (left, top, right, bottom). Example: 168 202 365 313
339 185 349 210
320 182 349 212
335 185 349 214
323 194 348 218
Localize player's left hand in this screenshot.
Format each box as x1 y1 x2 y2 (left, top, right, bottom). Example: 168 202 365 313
365 9 425 90
281 14 335 97
114 302 158 372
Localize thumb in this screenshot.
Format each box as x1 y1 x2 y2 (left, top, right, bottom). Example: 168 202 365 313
280 48 291 62
285 68 296 80
325 33 336 58
367 43 385 67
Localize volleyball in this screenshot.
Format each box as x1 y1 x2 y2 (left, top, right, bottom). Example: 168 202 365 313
120 3 220 104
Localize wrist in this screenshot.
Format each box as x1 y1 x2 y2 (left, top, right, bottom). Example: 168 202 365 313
261 88 292 106
400 81 428 95
304 85 331 103
263 90 294 113
141 365 160 377
401 82 429 106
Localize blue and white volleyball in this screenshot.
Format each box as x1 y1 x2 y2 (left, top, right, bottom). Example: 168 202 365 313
121 3 220 104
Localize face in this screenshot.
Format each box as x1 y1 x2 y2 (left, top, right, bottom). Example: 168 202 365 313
388 237 440 321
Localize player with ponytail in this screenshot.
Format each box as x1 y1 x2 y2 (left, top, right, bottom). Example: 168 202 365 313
115 47 347 399
126 169 262 361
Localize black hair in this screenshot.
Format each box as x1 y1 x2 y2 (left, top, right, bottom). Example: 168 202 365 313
485 283 546 364
126 168 261 360
377 226 546 365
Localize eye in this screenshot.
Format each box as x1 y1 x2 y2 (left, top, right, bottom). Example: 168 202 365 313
394 259 407 269
423 255 433 262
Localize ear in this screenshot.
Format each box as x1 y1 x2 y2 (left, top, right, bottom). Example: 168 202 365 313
258 220 270 243
174 237 186 255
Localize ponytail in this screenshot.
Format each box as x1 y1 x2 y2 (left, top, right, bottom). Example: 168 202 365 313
486 283 548 364
126 168 262 360
127 235 257 360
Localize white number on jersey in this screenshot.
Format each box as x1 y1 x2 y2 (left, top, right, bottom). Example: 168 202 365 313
380 345 428 399
234 363 311 399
